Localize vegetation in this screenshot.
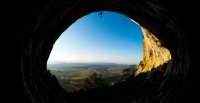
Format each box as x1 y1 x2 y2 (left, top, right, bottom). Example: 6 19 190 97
48 63 136 92
48 63 171 103
82 73 107 90
69 63 171 103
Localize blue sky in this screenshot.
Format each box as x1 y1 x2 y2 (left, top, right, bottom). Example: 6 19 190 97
48 11 143 64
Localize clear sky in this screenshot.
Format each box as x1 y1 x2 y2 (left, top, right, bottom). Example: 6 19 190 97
48 11 143 64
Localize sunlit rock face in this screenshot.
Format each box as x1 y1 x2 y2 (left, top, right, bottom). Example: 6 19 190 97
135 27 171 76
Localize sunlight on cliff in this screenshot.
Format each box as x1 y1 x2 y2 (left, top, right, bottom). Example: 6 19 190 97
130 19 171 76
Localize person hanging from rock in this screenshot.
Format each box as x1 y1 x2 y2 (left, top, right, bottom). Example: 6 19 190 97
98 11 104 18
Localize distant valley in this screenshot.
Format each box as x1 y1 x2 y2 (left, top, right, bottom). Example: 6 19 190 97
47 62 137 92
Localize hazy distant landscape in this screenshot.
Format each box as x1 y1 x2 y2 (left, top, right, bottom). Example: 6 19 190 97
47 62 136 92
46 11 142 93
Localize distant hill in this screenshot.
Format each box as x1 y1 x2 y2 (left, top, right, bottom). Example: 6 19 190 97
47 62 135 70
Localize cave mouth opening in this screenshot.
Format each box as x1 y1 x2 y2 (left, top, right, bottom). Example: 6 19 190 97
47 11 144 93
20 1 189 103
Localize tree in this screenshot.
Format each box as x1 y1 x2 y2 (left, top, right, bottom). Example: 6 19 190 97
82 73 107 90
121 65 137 81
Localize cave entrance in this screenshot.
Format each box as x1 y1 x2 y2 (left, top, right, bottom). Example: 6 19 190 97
20 1 189 103
47 11 143 92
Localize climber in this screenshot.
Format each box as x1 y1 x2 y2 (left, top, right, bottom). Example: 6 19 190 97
98 11 104 18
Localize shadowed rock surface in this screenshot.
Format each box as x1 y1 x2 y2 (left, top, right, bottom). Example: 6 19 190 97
3 0 196 103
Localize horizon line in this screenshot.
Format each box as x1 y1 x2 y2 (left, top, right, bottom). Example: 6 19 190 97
47 60 139 65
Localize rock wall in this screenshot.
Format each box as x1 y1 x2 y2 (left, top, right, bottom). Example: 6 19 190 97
135 26 171 76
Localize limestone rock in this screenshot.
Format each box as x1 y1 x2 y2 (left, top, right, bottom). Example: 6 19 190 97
134 27 171 76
